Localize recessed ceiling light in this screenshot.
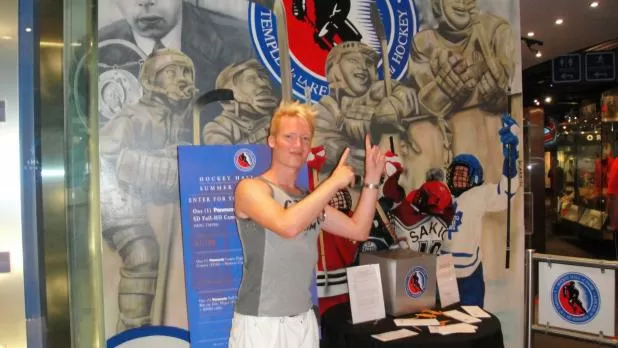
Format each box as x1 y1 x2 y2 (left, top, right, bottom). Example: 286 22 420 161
527 31 535 37
590 1 599 8
545 96 552 103
25 27 32 32
555 18 564 25
536 51 542 58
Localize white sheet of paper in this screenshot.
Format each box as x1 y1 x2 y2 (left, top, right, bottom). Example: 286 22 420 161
441 323 478 334
443 309 482 324
436 255 460 307
371 329 418 342
394 318 440 327
461 305 491 318
346 264 386 324
428 323 478 335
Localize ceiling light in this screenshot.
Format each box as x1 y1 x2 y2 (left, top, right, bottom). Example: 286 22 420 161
25 27 32 32
527 32 535 37
535 51 542 58
545 96 552 103
590 1 599 8
555 18 564 25
563 126 567 130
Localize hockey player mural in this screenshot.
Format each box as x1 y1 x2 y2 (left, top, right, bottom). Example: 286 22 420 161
202 59 279 145
99 48 196 331
313 41 419 190
92 0 281 340
88 0 523 346
441 114 520 307
407 0 516 183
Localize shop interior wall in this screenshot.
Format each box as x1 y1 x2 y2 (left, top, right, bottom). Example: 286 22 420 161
0 0 28 346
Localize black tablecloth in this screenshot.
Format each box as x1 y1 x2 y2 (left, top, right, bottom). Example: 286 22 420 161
320 302 504 348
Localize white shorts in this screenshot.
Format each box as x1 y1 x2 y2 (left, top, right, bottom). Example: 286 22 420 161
228 309 319 348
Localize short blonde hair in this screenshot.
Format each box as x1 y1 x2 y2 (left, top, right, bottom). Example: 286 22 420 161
269 101 317 137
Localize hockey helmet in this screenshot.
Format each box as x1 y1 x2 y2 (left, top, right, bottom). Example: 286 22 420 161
447 153 483 196
325 41 378 96
139 48 196 101
406 180 453 216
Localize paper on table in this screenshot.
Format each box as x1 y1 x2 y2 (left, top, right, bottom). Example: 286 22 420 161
462 305 491 318
443 309 482 324
394 318 440 327
346 264 386 324
371 329 418 342
436 255 460 307
428 323 478 335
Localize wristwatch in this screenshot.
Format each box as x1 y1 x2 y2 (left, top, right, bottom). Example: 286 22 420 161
363 182 380 190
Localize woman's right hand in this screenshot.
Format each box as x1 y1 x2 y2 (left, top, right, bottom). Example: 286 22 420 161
330 148 355 189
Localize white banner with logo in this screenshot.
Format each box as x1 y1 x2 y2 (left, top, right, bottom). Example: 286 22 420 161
538 262 615 336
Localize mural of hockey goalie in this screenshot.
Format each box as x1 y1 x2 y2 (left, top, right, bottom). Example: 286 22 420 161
407 0 516 183
99 48 196 331
313 41 419 191
202 59 279 145
382 167 455 254
441 114 519 307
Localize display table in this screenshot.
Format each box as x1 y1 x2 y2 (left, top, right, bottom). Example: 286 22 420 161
320 302 504 348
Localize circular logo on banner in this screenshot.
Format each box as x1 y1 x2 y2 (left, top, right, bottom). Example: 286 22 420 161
248 0 418 102
551 272 600 324
405 266 427 298
107 326 190 348
234 148 257 172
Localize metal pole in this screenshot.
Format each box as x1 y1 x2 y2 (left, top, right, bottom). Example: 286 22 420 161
532 253 618 270
531 325 618 347
525 249 534 348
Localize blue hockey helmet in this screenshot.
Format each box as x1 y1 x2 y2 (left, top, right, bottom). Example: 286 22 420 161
447 154 483 196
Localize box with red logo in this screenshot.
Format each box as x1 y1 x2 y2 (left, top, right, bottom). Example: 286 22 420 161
360 249 437 316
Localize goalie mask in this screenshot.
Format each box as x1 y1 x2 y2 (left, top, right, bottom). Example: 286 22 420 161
447 154 483 197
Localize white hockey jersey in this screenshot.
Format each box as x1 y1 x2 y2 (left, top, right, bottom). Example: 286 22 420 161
441 175 519 278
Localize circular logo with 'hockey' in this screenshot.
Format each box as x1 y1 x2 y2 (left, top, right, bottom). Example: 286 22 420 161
551 272 600 324
405 266 427 298
248 0 418 102
234 149 257 172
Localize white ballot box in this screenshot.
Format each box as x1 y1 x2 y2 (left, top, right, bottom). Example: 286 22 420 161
359 249 437 316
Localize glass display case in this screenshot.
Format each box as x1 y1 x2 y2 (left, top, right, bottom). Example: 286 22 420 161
548 98 618 240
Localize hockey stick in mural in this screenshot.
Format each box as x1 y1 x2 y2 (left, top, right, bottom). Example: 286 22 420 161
151 88 235 325
505 89 513 269
369 3 406 155
192 89 235 145
274 0 292 102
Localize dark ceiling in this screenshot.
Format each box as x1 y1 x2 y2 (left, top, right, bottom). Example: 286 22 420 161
519 0 618 119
